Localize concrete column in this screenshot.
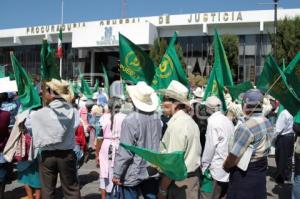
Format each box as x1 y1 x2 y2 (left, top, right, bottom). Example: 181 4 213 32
260 21 264 32
203 23 208 34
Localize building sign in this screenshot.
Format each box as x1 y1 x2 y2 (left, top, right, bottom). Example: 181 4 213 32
96 27 118 46
25 11 243 36
187 11 243 23
99 17 141 26
26 22 86 35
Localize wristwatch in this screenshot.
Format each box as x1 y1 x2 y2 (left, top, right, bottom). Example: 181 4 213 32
158 187 167 196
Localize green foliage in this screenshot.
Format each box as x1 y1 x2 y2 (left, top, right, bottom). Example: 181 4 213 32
188 74 207 87
270 17 300 63
149 37 186 69
221 34 239 80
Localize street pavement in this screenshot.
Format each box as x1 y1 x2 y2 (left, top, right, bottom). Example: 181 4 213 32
4 156 292 199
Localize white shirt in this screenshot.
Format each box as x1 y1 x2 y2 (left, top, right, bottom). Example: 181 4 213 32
275 109 294 137
201 111 235 182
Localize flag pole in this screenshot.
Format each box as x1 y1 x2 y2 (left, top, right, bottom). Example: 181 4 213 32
59 0 64 78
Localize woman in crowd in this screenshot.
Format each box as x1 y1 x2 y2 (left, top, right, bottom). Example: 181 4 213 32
96 97 126 199
88 105 103 167
17 109 41 199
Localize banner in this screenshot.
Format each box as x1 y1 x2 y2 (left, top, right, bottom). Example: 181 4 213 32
203 30 234 111
119 33 155 85
152 32 190 90
120 143 187 181
0 65 5 78
257 55 300 116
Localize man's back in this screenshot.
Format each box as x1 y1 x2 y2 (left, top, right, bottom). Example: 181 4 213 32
114 110 162 186
202 111 234 182
231 114 273 162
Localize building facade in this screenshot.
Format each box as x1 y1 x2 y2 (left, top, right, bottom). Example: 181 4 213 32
0 8 299 83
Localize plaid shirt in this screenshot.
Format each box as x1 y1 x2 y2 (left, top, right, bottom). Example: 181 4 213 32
231 113 273 162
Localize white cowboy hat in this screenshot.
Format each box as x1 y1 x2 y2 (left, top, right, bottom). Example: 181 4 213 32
205 96 222 109
92 92 98 100
157 80 190 106
46 79 74 103
126 81 159 112
193 87 204 98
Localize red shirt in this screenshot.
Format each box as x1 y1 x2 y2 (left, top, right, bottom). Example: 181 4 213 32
75 125 87 151
0 110 10 152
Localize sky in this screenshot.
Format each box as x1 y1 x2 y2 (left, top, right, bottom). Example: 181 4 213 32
1 0 300 29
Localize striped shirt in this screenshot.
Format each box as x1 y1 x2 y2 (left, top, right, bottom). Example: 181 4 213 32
231 113 273 162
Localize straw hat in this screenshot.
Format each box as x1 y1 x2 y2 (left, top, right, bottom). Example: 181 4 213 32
46 79 74 103
126 81 159 112
193 87 204 98
157 80 190 106
91 105 103 116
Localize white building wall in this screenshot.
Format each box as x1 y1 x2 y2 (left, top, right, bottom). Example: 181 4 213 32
0 8 299 47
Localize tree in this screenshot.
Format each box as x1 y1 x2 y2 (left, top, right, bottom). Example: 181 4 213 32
188 73 207 87
221 34 239 81
149 37 186 69
270 17 300 63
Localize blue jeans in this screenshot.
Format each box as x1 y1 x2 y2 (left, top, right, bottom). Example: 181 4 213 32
293 175 300 199
293 154 300 199
292 153 300 199
111 178 158 199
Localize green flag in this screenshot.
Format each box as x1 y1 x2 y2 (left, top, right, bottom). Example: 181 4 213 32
40 39 60 81
119 34 155 85
70 81 80 96
294 110 300 124
80 76 93 99
120 143 187 181
284 52 300 99
92 79 99 93
152 32 190 90
102 64 110 96
257 55 300 116
227 81 254 101
8 73 15 80
203 30 234 111
213 30 234 87
10 54 41 112
0 65 5 78
203 67 227 111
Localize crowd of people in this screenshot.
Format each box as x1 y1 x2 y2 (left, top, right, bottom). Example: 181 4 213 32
0 77 299 199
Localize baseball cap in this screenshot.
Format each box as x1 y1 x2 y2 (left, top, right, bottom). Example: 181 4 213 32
243 89 263 105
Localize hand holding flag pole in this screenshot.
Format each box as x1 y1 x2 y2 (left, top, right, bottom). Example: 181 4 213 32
248 75 281 116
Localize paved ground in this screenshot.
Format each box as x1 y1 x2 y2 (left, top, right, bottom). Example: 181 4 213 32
4 156 292 199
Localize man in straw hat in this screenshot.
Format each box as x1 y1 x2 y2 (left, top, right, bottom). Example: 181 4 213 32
223 89 273 199
31 79 81 199
112 81 162 198
158 80 201 199
201 96 234 199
